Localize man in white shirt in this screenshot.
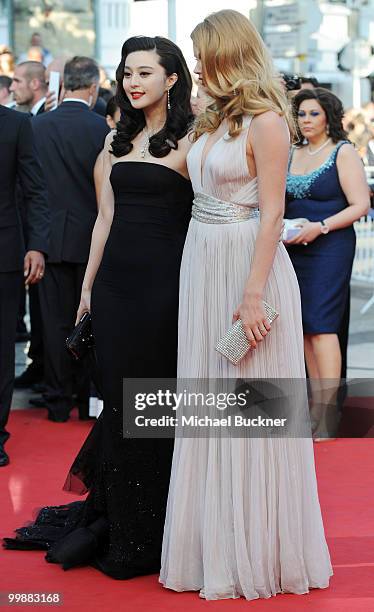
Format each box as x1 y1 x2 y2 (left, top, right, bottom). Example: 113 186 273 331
10 61 47 115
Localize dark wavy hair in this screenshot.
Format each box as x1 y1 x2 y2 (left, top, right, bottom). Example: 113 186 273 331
292 87 348 145
106 95 118 119
111 36 193 158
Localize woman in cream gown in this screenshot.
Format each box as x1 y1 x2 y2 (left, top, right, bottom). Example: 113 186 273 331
159 10 333 601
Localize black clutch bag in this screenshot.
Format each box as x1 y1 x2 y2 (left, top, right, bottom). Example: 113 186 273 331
66 312 95 360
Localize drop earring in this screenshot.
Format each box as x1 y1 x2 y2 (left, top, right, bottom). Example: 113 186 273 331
167 89 171 111
326 124 330 136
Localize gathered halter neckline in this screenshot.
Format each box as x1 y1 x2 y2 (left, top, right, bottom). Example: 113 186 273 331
200 129 229 187
198 117 257 190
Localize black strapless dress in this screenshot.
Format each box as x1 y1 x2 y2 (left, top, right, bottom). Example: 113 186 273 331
4 162 193 579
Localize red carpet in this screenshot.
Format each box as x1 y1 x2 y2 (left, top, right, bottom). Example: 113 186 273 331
0 409 373 612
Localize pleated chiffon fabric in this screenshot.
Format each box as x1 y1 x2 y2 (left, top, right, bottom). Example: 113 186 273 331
159 116 333 600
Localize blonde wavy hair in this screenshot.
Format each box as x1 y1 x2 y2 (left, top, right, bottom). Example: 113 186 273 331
191 9 294 140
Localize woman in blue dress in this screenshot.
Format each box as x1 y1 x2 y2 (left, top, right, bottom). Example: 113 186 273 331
285 88 369 420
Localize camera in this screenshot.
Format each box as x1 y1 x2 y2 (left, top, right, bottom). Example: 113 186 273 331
281 73 302 92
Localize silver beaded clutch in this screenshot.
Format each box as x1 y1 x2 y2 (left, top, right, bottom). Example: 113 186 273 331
215 301 279 366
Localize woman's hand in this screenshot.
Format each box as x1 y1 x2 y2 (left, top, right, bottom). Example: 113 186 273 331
233 293 271 350
285 221 322 245
76 288 91 325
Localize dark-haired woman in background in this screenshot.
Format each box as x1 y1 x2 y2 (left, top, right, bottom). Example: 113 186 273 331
285 88 369 434
4 36 194 579
105 95 121 129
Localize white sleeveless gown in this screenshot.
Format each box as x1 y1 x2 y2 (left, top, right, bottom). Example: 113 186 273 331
159 116 333 600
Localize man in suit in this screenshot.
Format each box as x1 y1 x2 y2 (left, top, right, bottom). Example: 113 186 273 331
0 105 49 466
32 56 109 422
43 57 109 119
13 62 48 389
10 61 47 116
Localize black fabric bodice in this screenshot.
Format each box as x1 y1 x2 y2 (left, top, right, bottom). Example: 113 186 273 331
110 161 193 231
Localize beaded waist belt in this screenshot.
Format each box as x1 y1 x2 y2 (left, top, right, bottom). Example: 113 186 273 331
191 192 260 224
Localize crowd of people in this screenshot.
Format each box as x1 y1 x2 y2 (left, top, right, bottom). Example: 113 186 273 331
0 32 116 114
0 32 55 76
0 8 372 602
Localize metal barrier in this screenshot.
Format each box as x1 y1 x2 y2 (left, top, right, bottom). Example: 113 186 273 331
364 167 374 199
352 213 374 314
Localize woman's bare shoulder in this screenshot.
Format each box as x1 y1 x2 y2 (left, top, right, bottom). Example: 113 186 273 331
249 112 289 157
103 129 116 150
249 111 289 149
336 141 364 173
178 132 195 151
94 148 104 166
336 140 356 159
173 134 194 168
251 110 287 130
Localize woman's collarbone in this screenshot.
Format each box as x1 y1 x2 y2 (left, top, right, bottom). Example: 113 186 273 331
292 144 337 175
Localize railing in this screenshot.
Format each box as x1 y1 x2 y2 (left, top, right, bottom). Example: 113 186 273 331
365 167 374 197
352 212 374 314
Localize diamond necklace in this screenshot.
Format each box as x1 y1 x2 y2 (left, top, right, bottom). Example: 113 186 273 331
307 137 331 156
139 125 164 159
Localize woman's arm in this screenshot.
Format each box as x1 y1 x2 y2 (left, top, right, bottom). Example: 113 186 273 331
93 149 104 209
76 132 115 322
176 132 193 179
233 111 290 348
286 143 370 245
245 111 289 294
331 143 370 225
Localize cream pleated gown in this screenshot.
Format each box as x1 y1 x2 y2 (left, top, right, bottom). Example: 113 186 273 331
159 115 333 600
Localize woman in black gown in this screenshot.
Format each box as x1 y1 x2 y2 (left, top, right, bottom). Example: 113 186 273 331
4 36 194 579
